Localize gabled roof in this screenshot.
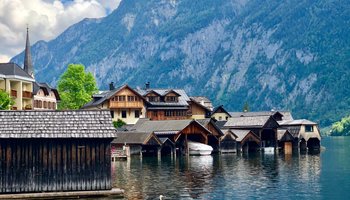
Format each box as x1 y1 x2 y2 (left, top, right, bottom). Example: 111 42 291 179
159 137 175 146
278 119 317 126
197 118 224 136
82 84 145 109
131 118 212 137
131 118 194 133
230 129 260 143
33 82 60 100
221 129 238 141
224 116 279 128
112 132 161 145
190 98 211 112
277 129 294 141
0 110 116 138
163 89 181 96
212 105 231 117
0 63 35 81
136 88 190 107
229 111 293 121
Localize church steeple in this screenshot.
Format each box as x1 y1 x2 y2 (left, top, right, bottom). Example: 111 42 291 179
24 26 34 78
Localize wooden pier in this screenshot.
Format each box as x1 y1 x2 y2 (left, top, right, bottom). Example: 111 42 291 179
0 188 124 199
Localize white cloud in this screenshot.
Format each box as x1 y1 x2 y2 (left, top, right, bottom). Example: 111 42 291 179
0 0 122 63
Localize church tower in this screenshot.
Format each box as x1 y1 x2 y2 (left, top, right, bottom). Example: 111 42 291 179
24 26 34 78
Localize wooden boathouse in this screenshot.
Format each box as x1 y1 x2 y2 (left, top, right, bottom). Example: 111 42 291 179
0 110 116 193
131 119 217 155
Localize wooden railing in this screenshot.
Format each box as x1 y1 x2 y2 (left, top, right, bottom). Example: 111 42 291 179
22 91 32 98
109 101 143 108
11 90 17 97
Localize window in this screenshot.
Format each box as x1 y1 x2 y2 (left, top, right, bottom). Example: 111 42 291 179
148 96 159 102
118 96 126 101
153 111 158 117
128 96 135 101
121 110 127 118
110 111 114 118
165 96 177 102
135 110 140 118
219 116 222 121
305 125 314 132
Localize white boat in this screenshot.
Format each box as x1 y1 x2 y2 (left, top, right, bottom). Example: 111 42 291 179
188 141 213 155
263 147 275 154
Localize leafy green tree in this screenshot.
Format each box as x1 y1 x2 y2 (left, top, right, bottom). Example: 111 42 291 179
243 102 250 112
113 119 127 128
57 64 97 109
330 116 350 136
0 90 14 110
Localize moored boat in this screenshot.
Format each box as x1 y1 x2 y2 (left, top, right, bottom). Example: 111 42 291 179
188 141 213 155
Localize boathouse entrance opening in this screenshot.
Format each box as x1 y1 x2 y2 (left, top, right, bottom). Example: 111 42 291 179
161 146 172 156
242 141 259 152
307 138 321 152
261 129 276 148
142 145 159 156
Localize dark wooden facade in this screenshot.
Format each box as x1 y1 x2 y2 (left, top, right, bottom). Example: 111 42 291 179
0 110 116 194
0 139 111 193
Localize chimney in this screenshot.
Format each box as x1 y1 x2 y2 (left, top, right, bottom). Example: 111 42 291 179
145 82 150 90
109 82 115 90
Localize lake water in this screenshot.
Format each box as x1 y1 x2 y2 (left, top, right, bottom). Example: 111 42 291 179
111 137 350 200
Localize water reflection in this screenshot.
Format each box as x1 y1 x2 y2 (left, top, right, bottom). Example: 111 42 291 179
110 151 324 200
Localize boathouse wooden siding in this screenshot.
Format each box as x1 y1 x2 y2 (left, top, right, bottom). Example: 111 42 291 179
0 110 116 194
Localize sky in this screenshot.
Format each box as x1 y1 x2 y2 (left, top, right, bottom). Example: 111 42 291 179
0 0 122 63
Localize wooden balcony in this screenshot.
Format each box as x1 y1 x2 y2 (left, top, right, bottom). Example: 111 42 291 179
109 101 144 109
11 90 17 97
22 91 32 99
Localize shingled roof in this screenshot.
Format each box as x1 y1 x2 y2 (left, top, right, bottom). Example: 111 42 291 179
0 110 116 138
112 132 161 145
224 116 277 128
229 111 294 121
131 118 194 133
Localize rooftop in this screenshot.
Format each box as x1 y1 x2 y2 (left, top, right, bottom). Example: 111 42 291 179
0 110 116 138
0 63 35 81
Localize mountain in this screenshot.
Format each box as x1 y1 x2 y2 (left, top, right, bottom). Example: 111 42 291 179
11 0 350 128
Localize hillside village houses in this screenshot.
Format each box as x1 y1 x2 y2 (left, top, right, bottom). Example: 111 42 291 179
82 81 321 155
0 28 60 110
1 29 321 158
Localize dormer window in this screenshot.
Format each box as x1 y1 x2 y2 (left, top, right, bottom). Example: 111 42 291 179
148 96 159 102
165 96 177 102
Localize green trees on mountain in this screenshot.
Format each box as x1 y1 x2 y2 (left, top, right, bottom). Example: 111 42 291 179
57 64 97 109
0 90 14 110
330 116 350 136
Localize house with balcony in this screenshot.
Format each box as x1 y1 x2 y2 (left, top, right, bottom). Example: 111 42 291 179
1 28 60 110
0 63 35 110
82 84 147 124
136 82 191 120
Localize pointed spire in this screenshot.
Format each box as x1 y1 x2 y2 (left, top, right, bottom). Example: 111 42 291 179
24 25 34 78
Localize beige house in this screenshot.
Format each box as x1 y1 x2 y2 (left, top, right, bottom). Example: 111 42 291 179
211 105 232 121
33 83 60 110
1 28 59 110
82 84 146 124
189 98 211 119
279 119 321 150
0 63 35 110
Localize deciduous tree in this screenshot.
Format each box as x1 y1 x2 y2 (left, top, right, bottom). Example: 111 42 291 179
0 90 14 110
57 64 97 109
